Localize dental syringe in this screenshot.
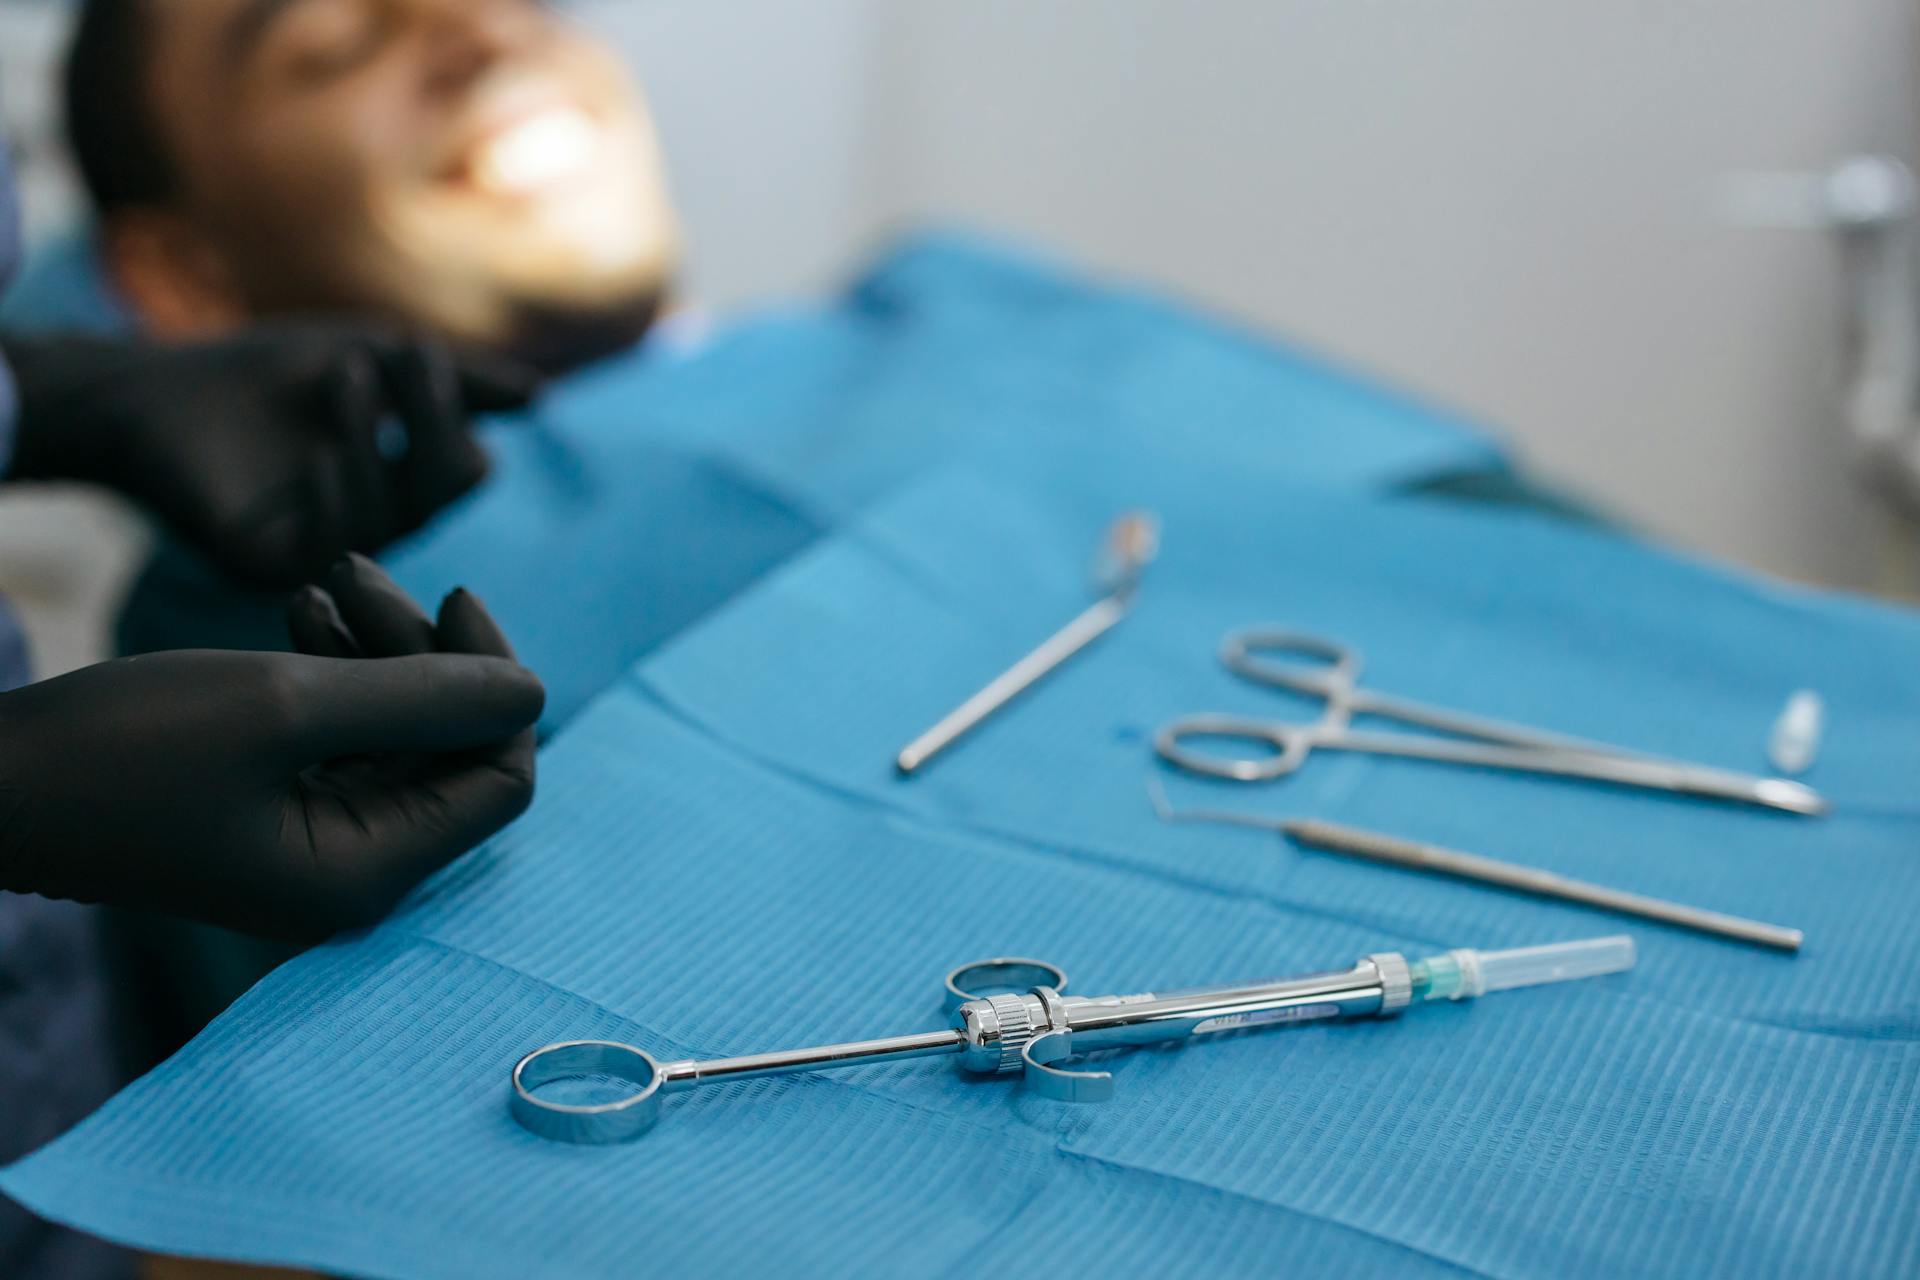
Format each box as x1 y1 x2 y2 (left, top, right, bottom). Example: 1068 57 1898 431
511 936 1635 1143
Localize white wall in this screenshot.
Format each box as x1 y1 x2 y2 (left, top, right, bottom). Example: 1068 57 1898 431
857 1 1920 588
587 1 1920 587
576 0 890 308
0 1 81 241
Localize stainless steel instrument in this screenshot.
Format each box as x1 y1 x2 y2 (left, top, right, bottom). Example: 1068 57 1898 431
510 940 1635 1143
896 512 1159 775
1147 779 1804 952
1155 627 1827 815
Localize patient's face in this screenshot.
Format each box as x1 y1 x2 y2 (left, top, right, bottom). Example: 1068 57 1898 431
140 0 679 364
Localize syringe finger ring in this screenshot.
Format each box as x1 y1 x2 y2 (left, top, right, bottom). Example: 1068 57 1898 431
943 957 1070 1012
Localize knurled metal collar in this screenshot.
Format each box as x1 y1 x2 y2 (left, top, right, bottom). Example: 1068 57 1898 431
1367 952 1413 1016
983 992 1039 1074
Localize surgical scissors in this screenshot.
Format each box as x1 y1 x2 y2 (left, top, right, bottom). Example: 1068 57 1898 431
1154 628 1827 815
510 940 1634 1143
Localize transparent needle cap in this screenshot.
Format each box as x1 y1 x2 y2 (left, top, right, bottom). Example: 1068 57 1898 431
1410 935 1636 1002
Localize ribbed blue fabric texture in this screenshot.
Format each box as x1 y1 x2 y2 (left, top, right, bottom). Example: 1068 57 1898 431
110 232 1505 734
8 472 1917 1278
543 231 1509 523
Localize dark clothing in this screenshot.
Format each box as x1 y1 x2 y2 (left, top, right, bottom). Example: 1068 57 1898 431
0 144 138 1280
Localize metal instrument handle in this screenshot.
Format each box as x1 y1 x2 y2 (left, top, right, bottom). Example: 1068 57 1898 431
896 595 1129 774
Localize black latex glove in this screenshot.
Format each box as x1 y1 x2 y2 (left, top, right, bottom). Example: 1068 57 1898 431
3 325 542 589
0 556 543 940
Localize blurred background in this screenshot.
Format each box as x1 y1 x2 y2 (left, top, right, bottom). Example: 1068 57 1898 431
4 0 1918 662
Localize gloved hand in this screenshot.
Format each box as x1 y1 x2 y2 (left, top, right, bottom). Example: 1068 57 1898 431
3 325 542 589
0 556 543 940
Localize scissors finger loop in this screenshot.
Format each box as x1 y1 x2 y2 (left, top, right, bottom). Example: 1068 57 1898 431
1221 629 1362 697
1155 715 1307 782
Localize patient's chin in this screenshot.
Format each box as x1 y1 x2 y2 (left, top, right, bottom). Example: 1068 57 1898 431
497 288 672 377
352 195 682 373
478 230 682 374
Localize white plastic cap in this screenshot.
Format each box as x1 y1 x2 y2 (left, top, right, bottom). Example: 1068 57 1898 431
1769 689 1825 776
1453 935 1636 999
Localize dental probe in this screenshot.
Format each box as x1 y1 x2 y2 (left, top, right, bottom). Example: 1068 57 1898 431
510 939 1634 1143
1285 820 1803 952
896 511 1159 775
1148 781 1803 952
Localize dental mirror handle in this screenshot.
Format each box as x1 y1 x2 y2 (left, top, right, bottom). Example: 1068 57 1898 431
896 594 1130 774
895 511 1160 775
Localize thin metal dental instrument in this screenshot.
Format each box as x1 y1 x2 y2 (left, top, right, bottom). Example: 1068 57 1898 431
510 940 1634 1143
897 512 1160 775
1148 779 1804 952
1155 628 1828 815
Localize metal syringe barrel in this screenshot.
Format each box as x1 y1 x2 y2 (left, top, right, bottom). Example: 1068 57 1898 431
953 955 1413 1094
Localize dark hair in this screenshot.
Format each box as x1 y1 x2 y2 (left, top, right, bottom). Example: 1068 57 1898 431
64 0 177 215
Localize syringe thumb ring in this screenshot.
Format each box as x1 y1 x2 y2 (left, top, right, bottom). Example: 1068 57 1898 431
510 1040 668 1144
